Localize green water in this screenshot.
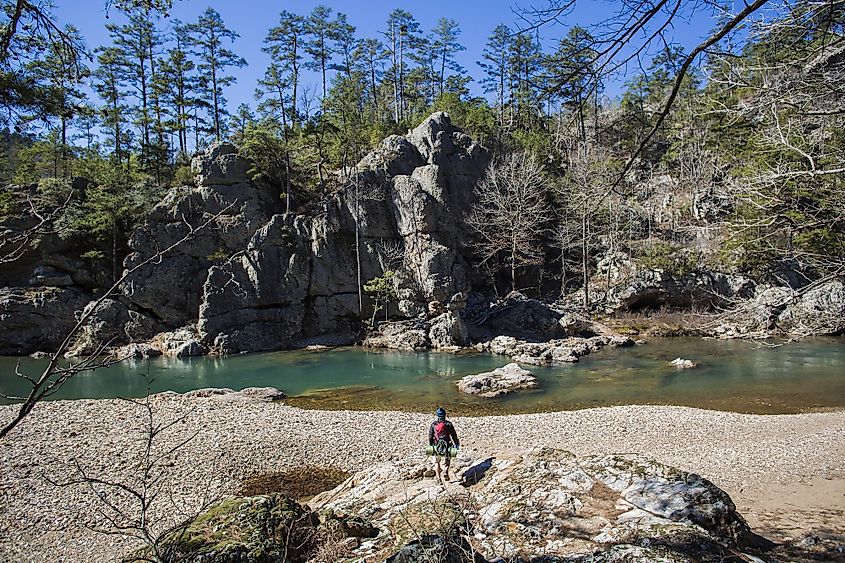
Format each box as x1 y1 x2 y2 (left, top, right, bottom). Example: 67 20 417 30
1 338 843 414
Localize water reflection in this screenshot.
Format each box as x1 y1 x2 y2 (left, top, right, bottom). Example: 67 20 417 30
0 337 843 414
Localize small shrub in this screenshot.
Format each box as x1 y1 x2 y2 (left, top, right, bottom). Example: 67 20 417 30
173 164 195 187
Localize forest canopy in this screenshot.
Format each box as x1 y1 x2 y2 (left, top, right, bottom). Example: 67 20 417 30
1 0 843 291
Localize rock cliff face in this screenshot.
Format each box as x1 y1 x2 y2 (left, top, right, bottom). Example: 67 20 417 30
0 113 488 355
196 112 488 353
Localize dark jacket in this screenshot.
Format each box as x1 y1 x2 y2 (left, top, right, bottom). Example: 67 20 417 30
429 418 459 447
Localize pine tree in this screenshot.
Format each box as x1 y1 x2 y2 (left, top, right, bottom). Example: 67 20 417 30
186 8 247 141
478 24 512 128
157 19 197 158
355 38 386 113
26 24 88 173
106 11 159 158
93 47 131 167
264 11 305 127
431 18 466 98
330 12 357 81
383 10 421 123
304 5 336 101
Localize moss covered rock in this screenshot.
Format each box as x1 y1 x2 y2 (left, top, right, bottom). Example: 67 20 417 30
160 493 318 562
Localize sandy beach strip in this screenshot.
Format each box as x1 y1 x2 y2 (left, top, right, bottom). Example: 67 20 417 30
1 396 844 562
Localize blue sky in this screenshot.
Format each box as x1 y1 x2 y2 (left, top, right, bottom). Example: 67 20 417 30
54 0 723 108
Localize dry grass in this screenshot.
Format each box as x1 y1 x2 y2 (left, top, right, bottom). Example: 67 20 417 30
602 308 718 337
238 465 350 501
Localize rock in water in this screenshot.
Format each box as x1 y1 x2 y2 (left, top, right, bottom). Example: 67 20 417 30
456 363 538 397
428 311 469 348
671 357 697 369
362 319 432 350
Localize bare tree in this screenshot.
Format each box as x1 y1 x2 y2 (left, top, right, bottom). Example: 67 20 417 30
708 0 845 277
0 187 73 264
520 0 775 199
467 152 551 292
556 144 617 308
48 373 219 562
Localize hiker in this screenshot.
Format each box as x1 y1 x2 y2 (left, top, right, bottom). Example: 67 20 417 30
428 407 460 482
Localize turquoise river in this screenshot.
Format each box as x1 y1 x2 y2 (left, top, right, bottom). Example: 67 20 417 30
1 337 843 414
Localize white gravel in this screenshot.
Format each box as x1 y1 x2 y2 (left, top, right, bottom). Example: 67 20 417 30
1 396 844 562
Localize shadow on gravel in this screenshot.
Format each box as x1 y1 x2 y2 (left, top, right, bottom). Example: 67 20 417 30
768 530 845 562
238 465 350 501
460 457 494 487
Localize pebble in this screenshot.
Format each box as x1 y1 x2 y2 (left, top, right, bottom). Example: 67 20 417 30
0 398 843 562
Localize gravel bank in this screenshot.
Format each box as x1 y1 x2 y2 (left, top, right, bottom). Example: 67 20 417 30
1 396 844 562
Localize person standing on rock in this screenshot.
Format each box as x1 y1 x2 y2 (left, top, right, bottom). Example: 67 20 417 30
429 407 460 482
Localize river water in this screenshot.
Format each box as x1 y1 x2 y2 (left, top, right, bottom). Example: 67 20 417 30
1 338 843 414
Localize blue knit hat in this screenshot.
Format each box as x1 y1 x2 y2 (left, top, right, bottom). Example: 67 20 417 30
436 407 446 418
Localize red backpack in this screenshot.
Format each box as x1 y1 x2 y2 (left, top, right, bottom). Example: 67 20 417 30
433 421 449 441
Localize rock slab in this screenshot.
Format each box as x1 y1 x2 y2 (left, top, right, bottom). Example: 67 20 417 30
456 362 538 397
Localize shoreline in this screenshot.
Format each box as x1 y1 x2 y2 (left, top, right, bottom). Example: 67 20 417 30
1 397 844 561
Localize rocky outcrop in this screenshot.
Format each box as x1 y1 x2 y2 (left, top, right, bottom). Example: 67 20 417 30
606 269 757 312
0 287 91 355
456 363 538 397
362 319 431 351
121 143 282 328
309 448 769 562
428 311 468 348
713 279 845 337
197 113 488 354
477 334 634 366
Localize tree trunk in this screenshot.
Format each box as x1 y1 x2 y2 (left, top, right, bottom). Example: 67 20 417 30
582 212 589 308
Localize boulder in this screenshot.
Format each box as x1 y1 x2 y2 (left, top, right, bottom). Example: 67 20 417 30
152 326 208 358
157 494 319 563
478 334 634 366
387 535 486 563
428 311 468 348
607 269 756 312
456 363 538 397
309 448 762 562
28 265 73 287
115 342 162 359
0 287 91 355
41 254 106 289
671 357 697 369
713 279 845 338
478 294 566 341
363 319 431 350
66 298 164 357
778 279 845 335
238 387 287 401
191 141 251 186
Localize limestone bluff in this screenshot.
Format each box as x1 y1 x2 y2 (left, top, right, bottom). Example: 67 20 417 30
0 112 488 356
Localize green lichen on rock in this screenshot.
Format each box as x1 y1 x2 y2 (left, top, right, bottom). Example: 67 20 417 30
390 499 468 545
159 493 319 563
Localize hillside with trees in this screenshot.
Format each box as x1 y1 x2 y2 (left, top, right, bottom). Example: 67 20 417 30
2 0 842 313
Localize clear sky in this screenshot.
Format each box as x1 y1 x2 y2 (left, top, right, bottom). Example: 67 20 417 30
53 0 723 108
